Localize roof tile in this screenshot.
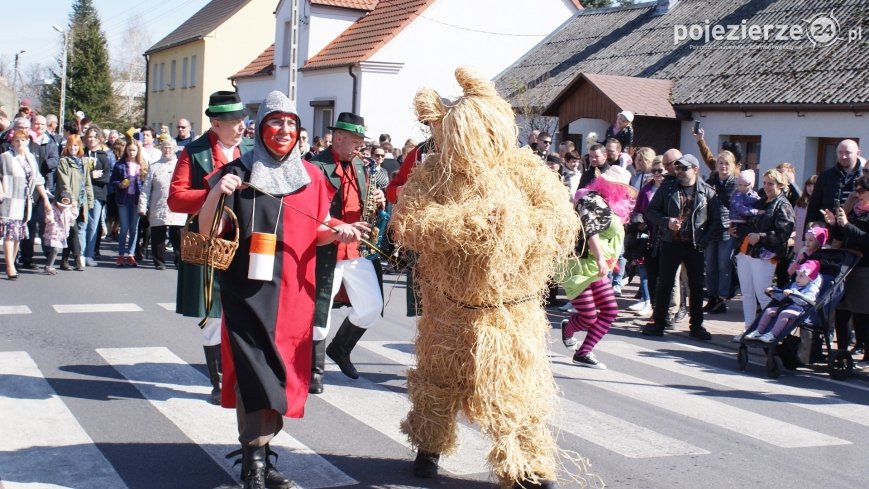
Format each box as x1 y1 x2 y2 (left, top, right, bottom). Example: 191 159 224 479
231 44 276 79
496 0 869 108
302 0 435 71
146 0 257 54
312 0 379 9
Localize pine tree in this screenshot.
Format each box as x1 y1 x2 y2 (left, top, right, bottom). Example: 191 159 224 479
42 0 116 128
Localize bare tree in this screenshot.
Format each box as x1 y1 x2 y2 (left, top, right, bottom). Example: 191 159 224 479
505 77 557 144
110 17 152 127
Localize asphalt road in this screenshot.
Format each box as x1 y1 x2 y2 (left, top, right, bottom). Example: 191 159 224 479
2 252 868 488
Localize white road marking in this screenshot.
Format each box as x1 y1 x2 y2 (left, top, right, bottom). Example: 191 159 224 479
156 303 176 311
318 348 491 475
552 347 850 448
604 340 869 429
0 305 31 315
97 347 356 489
363 341 709 459
0 351 129 489
53 304 143 313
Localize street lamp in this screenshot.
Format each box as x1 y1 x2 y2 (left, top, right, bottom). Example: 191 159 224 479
13 50 25 107
53 25 69 132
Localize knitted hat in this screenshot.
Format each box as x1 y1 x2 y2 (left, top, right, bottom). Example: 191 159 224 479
807 226 829 248
737 169 755 187
797 260 821 280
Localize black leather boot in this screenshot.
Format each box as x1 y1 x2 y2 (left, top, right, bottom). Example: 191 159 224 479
263 444 295 489
203 345 221 405
325 318 366 379
309 340 325 394
412 450 440 478
241 445 267 489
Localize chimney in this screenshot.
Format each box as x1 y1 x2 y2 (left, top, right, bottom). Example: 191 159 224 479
654 0 680 16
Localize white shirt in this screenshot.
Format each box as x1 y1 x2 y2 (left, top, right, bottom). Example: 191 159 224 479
217 140 239 163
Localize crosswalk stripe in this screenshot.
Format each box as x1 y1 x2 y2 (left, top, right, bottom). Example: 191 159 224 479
156 303 176 311
0 305 31 314
550 347 850 448
0 351 129 488
319 358 491 475
362 341 709 459
604 340 869 429
53 303 143 313
97 347 356 489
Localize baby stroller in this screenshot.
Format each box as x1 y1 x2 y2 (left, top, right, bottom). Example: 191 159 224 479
736 248 862 379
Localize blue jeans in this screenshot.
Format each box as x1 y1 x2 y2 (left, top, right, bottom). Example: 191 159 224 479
85 199 106 259
117 204 140 257
637 263 650 302
705 237 737 298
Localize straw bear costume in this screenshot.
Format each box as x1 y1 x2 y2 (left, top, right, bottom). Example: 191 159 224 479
391 67 579 488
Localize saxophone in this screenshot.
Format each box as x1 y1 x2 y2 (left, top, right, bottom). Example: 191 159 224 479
359 161 389 259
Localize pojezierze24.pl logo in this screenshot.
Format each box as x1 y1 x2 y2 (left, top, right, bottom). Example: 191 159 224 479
673 12 863 49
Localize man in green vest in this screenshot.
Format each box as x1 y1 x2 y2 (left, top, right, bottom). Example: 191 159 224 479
167 91 253 410
309 112 386 394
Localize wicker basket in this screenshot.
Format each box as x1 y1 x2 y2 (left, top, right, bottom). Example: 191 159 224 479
180 205 239 271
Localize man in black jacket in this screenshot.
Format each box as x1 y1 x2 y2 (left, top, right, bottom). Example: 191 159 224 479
19 115 59 269
806 139 863 231
642 154 720 340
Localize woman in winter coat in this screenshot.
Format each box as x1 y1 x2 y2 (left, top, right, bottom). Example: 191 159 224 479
731 169 795 333
139 138 187 269
55 134 94 271
0 129 51 279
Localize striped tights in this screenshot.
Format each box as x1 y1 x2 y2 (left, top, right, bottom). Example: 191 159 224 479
565 278 618 355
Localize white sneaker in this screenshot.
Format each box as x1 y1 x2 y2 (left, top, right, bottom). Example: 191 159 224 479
612 285 623 297
732 332 745 342
559 302 576 313
744 330 761 340
759 332 776 343
628 300 649 312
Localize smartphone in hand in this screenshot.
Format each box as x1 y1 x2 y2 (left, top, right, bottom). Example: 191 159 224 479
692 120 701 135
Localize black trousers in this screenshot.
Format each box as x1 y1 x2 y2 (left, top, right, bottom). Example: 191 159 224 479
150 225 181 267
653 241 706 330
20 203 47 264
135 216 151 260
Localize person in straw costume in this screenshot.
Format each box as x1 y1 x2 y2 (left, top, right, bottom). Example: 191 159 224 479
390 66 580 489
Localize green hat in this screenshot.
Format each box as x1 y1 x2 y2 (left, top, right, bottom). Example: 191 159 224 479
205 91 246 120
328 112 367 138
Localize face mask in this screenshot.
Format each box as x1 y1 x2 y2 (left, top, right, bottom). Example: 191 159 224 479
261 115 298 156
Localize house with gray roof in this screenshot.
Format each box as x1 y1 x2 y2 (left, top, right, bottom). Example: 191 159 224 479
496 0 869 181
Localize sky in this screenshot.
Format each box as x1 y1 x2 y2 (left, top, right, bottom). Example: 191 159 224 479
3 0 212 77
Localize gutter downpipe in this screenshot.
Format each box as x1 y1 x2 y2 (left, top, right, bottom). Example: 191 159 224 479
348 64 357 114
143 54 150 126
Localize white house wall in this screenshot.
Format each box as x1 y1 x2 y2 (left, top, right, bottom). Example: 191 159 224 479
681 111 869 183
358 0 577 144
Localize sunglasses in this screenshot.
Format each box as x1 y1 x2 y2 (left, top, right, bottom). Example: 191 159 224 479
674 165 691 172
539 140 552 144
373 153 385 158
177 126 188 129
652 168 665 174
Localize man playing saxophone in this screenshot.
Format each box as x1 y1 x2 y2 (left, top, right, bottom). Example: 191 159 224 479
309 112 386 394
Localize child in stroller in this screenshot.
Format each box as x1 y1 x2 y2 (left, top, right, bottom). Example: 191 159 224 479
744 260 822 343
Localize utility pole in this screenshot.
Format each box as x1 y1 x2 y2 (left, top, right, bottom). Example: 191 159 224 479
53 25 70 132
13 50 25 107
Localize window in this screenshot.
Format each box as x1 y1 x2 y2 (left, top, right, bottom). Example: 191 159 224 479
151 66 158 92
727 135 761 169
169 60 176 90
190 55 198 87
159 62 165 91
816 137 861 174
282 20 292 66
311 100 335 140
181 57 188 88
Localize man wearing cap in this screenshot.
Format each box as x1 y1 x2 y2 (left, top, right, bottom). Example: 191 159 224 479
168 91 253 410
642 153 720 340
309 112 386 394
